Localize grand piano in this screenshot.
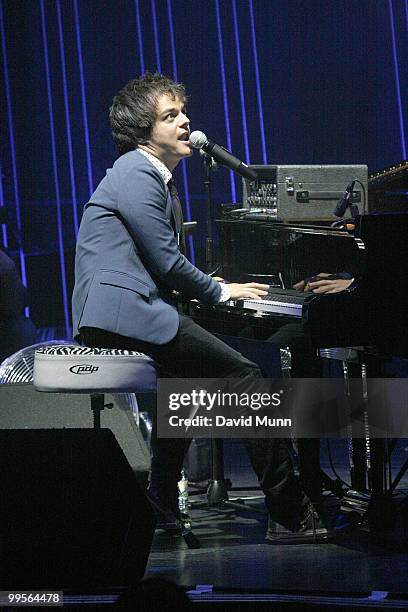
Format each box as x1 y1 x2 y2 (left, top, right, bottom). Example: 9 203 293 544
188 162 408 524
190 160 408 355
190 212 408 355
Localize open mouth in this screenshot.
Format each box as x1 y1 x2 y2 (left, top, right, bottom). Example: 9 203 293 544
178 133 190 141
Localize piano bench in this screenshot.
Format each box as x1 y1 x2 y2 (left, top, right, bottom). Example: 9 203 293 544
33 344 157 427
33 344 201 549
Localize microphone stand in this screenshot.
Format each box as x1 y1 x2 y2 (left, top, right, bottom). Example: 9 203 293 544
203 151 216 274
197 152 263 511
201 151 228 504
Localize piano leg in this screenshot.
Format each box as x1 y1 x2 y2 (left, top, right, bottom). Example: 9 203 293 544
349 438 369 492
273 329 348 502
364 358 396 531
296 438 323 503
344 356 397 531
343 361 370 492
367 439 396 531
270 325 325 502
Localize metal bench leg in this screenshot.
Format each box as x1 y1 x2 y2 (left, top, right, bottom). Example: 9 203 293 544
90 393 105 429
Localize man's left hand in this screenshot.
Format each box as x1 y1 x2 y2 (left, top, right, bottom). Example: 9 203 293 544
306 277 353 294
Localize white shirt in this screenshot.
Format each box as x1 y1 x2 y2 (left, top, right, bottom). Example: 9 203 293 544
137 147 172 185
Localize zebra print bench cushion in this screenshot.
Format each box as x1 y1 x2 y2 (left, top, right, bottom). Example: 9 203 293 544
34 344 157 393
35 345 150 358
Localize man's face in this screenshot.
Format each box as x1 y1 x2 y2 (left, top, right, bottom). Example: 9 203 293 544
146 93 192 170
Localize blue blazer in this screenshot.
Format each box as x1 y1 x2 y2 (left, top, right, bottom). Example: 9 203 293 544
72 150 221 344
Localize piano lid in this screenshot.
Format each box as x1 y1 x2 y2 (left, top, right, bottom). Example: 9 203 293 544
368 160 408 190
216 218 364 291
368 160 408 214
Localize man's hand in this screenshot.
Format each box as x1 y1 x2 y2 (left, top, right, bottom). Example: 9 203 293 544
228 282 269 300
294 273 353 294
306 277 353 294
293 279 307 291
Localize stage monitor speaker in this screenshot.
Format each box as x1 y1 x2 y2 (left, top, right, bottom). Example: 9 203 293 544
0 428 156 589
0 383 151 483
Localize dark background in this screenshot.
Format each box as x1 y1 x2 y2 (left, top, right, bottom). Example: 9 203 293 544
1 0 407 336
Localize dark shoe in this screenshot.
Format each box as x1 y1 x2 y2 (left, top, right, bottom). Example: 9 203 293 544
146 491 200 548
156 512 192 534
266 502 360 544
146 491 191 533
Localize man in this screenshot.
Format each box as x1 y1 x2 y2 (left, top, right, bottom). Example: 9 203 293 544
72 73 344 543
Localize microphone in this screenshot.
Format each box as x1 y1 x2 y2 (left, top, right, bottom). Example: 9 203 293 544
334 180 356 218
190 131 257 181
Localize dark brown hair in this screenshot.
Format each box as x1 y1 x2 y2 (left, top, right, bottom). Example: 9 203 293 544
109 72 186 154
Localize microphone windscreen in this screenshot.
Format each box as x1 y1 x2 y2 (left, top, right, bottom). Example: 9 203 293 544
189 130 208 149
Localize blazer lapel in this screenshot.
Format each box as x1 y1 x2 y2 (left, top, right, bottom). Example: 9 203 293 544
167 181 186 254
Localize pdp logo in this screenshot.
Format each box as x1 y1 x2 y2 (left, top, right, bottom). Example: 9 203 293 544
69 364 99 375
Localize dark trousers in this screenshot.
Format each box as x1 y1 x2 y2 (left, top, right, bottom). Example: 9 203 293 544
80 315 305 528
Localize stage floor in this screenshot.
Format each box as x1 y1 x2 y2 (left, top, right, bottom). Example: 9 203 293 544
10 440 407 610
146 440 408 598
